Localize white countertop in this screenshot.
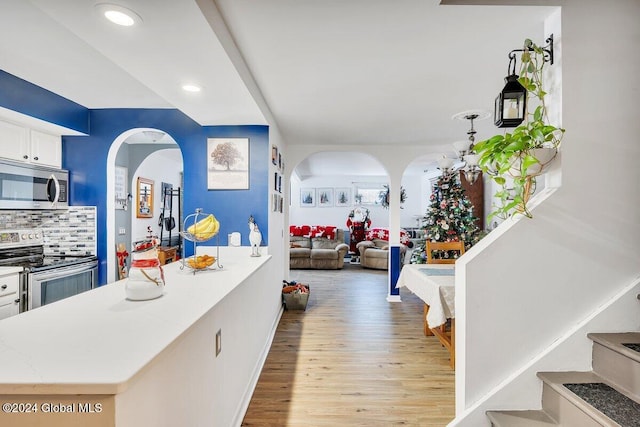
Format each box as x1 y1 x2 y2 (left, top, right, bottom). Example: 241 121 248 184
0 266 23 275
0 247 271 395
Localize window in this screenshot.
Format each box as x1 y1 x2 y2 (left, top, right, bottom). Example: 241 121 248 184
354 183 386 205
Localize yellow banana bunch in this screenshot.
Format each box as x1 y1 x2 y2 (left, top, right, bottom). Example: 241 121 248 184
187 214 219 240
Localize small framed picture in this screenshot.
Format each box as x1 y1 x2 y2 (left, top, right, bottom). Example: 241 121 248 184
300 188 315 207
317 188 334 207
335 187 351 207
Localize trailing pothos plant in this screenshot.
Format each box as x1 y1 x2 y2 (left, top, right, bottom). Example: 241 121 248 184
473 39 565 219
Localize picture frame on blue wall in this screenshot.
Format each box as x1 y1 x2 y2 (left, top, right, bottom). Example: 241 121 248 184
207 138 249 190
300 188 315 207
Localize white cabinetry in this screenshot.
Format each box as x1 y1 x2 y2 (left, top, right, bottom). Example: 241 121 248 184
0 120 29 162
0 272 20 321
29 129 62 168
0 120 62 168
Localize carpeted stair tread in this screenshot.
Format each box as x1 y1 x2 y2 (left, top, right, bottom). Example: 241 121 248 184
623 343 640 353
563 382 640 427
588 332 640 363
537 371 635 426
486 410 558 426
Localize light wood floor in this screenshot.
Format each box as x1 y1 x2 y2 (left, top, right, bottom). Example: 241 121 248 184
242 263 455 426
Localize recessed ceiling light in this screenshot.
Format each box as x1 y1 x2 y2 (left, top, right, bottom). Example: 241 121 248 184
182 84 202 93
95 3 143 27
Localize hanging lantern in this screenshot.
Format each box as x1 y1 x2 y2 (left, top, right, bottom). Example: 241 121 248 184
494 73 526 128
494 36 554 129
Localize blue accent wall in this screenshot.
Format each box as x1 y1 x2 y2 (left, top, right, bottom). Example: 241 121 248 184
0 72 270 287
197 126 270 249
0 70 89 134
63 110 269 285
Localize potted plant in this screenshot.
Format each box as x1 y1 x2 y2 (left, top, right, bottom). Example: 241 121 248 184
473 38 565 219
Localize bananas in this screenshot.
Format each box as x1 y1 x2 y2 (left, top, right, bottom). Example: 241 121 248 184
187 254 215 269
187 214 219 240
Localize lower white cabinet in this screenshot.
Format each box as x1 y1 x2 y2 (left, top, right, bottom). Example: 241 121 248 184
0 272 20 321
0 297 19 320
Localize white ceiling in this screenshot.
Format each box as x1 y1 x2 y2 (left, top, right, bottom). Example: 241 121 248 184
1 0 555 175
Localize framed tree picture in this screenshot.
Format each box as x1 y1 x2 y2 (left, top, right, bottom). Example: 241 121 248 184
207 138 249 190
317 188 334 207
300 188 315 207
335 187 351 207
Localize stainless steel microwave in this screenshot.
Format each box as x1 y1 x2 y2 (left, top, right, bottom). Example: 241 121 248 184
0 159 69 209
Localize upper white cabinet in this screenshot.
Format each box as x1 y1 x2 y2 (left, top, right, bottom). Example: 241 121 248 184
0 120 62 168
29 129 62 168
0 120 29 162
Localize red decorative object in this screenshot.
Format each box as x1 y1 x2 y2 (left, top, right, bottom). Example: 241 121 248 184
289 225 337 240
365 227 411 245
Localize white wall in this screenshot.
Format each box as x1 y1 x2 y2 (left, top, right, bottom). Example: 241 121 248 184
290 174 389 229
266 126 287 281
289 169 437 231
131 148 183 243
451 2 640 425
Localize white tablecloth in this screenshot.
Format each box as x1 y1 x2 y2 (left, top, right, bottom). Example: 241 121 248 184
396 264 455 328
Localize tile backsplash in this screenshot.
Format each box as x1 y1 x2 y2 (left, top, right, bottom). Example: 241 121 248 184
0 207 97 256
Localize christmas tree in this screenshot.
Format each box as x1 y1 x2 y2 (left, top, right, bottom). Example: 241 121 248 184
410 173 483 264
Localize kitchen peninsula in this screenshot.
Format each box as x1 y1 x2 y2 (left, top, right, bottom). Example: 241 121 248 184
0 248 279 427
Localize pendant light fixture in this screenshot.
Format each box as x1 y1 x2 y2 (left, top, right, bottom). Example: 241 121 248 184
442 110 489 184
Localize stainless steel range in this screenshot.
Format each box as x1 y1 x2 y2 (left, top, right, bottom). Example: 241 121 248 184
0 228 98 312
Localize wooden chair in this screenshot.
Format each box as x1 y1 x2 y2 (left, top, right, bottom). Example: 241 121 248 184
425 240 465 264
423 240 465 369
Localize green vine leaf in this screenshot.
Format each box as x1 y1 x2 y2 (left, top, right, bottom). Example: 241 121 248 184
534 106 543 121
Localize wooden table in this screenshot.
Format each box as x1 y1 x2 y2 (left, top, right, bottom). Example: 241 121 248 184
397 264 456 368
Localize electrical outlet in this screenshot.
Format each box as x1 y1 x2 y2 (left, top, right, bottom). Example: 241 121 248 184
118 227 126 235
215 329 222 356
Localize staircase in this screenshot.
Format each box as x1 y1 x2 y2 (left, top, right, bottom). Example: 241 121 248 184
487 332 640 427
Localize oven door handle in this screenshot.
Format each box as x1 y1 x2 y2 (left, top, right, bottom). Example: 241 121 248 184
31 262 97 281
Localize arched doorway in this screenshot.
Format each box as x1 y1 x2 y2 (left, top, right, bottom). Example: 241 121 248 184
106 129 183 283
